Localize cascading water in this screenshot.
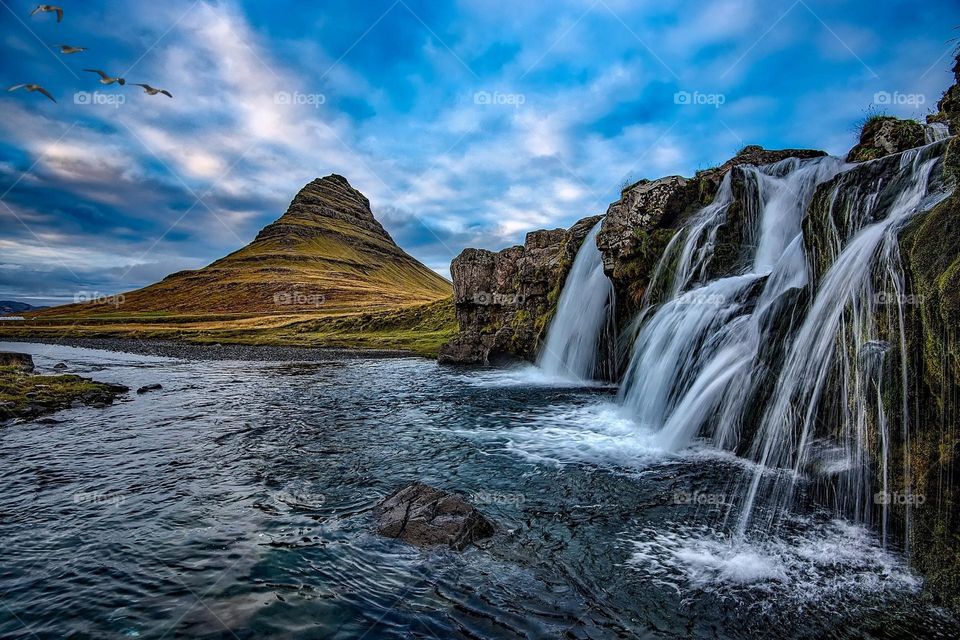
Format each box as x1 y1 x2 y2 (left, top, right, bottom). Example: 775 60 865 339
537 222 615 382
736 141 952 546
612 138 952 552
617 156 846 451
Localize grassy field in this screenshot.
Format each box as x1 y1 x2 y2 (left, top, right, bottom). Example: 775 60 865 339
0 297 459 358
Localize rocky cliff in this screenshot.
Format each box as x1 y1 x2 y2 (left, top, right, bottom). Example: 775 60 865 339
440 146 824 365
438 215 600 364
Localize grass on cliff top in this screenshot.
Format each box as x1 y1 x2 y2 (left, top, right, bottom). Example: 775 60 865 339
0 297 459 359
0 366 125 421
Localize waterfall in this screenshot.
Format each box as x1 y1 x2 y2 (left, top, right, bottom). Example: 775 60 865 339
924 121 950 144
612 138 952 551
736 141 951 546
617 156 846 451
537 222 615 382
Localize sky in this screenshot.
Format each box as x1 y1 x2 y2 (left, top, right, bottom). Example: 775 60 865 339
0 0 957 305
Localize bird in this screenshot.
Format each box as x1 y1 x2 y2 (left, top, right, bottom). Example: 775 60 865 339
83 69 125 86
29 5 62 22
131 84 173 98
53 44 86 54
7 84 56 103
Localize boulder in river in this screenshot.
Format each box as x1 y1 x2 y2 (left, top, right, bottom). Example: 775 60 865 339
136 383 162 394
374 483 495 550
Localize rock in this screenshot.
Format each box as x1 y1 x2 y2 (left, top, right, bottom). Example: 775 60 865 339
695 145 827 196
596 146 826 315
136 383 162 394
374 483 495 550
846 116 926 163
439 215 602 364
53 362 67 370
0 351 34 372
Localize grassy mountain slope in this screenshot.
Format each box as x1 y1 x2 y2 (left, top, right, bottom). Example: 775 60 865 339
5 175 455 356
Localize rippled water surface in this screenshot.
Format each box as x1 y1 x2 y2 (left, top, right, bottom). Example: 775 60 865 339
1 342 957 639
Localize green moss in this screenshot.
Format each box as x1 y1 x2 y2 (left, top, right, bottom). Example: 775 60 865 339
901 189 960 612
0 366 126 421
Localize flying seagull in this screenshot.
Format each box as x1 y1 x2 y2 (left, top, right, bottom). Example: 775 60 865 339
7 84 56 103
83 69 125 85
29 5 63 22
132 84 173 98
53 44 86 54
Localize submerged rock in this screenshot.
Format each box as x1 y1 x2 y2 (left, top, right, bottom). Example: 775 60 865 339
136 383 162 394
0 351 34 372
53 362 67 370
374 483 495 550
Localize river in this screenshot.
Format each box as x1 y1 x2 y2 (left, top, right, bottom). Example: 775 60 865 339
0 342 956 639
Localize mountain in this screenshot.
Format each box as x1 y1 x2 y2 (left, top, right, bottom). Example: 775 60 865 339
38 175 451 316
0 301 42 314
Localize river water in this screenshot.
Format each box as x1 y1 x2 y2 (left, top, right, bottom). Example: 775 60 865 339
0 342 957 639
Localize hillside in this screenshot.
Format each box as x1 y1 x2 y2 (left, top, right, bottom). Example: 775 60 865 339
35 174 451 316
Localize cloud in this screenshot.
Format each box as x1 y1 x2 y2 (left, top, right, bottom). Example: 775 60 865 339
0 0 956 300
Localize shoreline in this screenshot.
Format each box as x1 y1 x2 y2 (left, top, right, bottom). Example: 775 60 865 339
0 336 422 362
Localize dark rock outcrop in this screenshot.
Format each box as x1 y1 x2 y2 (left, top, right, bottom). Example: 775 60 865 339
136 384 162 394
928 55 960 133
846 116 926 163
374 483 495 550
438 215 601 364
900 135 960 613
596 146 826 315
0 351 34 372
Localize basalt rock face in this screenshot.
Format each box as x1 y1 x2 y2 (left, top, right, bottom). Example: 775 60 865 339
846 117 926 163
900 137 960 612
438 216 601 364
596 146 826 316
34 174 451 316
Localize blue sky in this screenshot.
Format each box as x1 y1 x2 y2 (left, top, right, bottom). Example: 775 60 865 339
0 0 956 304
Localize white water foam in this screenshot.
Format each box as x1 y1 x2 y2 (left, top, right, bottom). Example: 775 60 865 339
624 518 920 605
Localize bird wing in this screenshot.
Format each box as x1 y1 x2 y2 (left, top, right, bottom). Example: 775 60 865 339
131 83 151 90
160 90 173 98
55 7 62 22
84 69 108 79
34 86 56 103
29 6 42 16
7 84 26 92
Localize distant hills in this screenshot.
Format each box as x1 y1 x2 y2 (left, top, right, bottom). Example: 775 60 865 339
0 301 45 315
34 174 452 317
